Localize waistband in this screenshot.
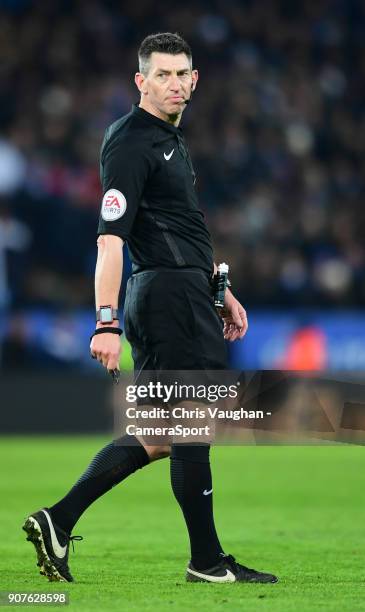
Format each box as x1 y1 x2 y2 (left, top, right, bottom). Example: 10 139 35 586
131 266 213 284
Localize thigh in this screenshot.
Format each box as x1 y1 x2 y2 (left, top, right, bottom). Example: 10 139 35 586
186 273 228 369
123 275 155 373
125 270 227 372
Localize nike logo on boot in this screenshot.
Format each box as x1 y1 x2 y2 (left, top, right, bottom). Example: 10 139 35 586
42 509 68 558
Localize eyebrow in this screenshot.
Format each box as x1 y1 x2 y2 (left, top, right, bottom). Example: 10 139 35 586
156 69 190 74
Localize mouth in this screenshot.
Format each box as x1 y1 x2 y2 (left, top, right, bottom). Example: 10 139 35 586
168 96 184 102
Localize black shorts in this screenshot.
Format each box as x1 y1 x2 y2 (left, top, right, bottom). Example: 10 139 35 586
124 268 227 375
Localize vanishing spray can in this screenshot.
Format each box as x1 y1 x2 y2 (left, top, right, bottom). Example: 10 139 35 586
214 262 229 308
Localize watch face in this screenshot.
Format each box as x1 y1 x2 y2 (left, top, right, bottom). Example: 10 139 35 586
100 307 113 323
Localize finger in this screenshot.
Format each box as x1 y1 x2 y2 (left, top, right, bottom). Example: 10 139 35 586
231 323 244 340
107 355 120 371
223 323 230 339
232 311 248 340
240 319 249 337
109 369 120 384
231 307 244 329
90 342 97 359
225 328 236 341
223 323 232 338
229 328 240 342
230 321 248 341
238 324 247 338
240 309 248 328
100 353 109 368
90 339 103 362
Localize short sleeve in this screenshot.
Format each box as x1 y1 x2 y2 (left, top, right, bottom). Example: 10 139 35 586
97 133 151 240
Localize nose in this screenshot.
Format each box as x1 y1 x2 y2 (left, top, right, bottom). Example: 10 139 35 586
168 75 181 91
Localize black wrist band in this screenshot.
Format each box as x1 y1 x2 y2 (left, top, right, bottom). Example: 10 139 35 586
90 327 123 343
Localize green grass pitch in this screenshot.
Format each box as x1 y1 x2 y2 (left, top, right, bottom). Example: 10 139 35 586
0 437 364 611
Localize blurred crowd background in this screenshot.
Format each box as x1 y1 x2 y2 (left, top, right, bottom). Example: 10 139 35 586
1 0 365 371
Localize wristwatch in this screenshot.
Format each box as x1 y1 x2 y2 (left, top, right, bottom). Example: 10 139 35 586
96 306 119 324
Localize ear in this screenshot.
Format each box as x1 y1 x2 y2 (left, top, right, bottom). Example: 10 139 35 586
135 72 148 95
191 69 199 92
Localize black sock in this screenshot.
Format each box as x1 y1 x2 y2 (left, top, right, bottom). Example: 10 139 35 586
170 444 224 570
49 435 149 534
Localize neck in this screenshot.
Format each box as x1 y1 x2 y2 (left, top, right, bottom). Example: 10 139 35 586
139 98 181 127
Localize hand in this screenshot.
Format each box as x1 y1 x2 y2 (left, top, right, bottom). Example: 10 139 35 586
90 333 121 371
219 290 248 342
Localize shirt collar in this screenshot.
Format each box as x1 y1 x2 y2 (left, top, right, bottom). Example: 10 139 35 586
132 104 183 134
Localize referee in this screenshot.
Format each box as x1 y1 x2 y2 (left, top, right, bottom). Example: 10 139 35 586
23 33 278 585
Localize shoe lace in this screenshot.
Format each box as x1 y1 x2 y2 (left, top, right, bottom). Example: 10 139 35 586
220 553 252 575
69 535 83 554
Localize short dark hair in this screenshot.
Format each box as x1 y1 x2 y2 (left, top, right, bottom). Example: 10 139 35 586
138 32 192 75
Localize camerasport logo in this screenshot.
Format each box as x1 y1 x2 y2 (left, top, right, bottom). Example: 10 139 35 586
101 189 127 221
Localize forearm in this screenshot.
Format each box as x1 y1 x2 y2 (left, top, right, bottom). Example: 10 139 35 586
95 234 124 327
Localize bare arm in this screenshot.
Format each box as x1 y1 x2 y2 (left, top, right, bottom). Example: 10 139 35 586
95 234 123 318
90 234 124 370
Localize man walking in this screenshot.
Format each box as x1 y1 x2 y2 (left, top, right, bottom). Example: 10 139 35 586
23 32 278 585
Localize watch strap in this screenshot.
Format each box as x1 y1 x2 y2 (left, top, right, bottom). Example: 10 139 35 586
96 307 119 323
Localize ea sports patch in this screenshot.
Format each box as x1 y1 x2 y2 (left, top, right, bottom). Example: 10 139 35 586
101 189 127 221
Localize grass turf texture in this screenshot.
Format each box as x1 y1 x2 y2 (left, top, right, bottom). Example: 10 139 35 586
0 437 364 611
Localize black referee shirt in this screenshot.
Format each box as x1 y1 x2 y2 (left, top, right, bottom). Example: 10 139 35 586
97 104 214 275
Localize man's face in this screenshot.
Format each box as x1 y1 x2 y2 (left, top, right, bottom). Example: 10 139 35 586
136 52 198 120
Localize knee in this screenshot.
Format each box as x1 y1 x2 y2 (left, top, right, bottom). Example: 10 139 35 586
145 444 171 461
171 443 210 462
